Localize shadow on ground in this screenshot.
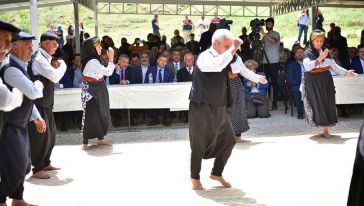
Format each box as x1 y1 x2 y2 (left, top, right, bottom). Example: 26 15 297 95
196 188 265 206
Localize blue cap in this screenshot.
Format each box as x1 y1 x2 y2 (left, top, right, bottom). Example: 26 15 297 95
11 31 36 42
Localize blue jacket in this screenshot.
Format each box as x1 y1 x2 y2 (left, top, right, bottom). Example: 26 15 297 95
287 59 303 87
243 72 269 100
145 66 173 83
59 69 73 88
350 57 363 74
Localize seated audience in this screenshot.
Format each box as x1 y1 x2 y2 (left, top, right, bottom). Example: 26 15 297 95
287 47 305 119
243 60 270 118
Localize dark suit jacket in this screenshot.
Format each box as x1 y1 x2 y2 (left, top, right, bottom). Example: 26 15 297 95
145 66 173 83
59 69 73 88
166 61 185 72
177 67 193 82
287 59 302 87
350 57 364 74
108 67 133 85
131 65 153 84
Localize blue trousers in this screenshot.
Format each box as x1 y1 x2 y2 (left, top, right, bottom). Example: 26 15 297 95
0 125 31 203
290 86 304 114
298 24 308 44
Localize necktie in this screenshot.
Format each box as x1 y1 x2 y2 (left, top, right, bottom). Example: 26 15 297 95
158 69 163 83
188 67 192 75
122 70 125 80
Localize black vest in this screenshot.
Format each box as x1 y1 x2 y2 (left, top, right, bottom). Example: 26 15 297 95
0 58 34 129
28 51 55 109
189 56 236 107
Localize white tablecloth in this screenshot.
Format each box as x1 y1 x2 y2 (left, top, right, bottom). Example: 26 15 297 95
333 74 364 104
53 75 364 112
54 82 192 112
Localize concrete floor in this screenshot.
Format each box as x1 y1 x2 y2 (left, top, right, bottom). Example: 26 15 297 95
7 107 364 206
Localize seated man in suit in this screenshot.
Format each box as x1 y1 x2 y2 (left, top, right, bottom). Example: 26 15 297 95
129 51 152 125
177 53 194 82
350 44 364 74
107 54 133 126
166 49 185 81
287 47 305 119
108 54 132 85
145 54 173 126
177 53 195 123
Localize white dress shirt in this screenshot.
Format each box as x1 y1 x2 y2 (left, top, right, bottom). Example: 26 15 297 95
0 77 23 112
32 48 67 83
197 47 262 83
303 55 347 76
82 59 115 80
3 55 43 120
141 65 149 83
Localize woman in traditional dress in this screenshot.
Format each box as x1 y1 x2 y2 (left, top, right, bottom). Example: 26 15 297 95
302 30 357 137
80 37 115 150
228 58 265 143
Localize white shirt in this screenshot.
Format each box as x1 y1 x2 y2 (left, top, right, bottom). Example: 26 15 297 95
186 66 194 74
0 77 22 112
298 13 310 26
198 18 209 28
141 65 149 83
82 59 115 80
3 55 43 120
303 56 348 76
197 47 261 83
32 48 67 83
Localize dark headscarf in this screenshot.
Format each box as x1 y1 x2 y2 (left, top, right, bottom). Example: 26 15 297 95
81 36 100 70
304 29 327 60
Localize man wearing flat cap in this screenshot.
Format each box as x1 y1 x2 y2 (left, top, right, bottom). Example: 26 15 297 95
0 20 23 112
0 30 46 206
27 31 66 179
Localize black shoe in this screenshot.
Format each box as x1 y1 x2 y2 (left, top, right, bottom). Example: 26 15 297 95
272 103 278 110
297 113 304 119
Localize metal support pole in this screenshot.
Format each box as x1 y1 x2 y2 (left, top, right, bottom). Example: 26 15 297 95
74 0 80 53
94 0 99 36
311 6 317 31
30 0 39 51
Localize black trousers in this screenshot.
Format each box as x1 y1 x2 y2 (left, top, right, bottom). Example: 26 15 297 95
263 63 280 103
188 101 236 180
0 125 31 203
28 107 56 173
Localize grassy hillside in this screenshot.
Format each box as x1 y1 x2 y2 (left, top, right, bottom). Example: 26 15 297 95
1 5 363 49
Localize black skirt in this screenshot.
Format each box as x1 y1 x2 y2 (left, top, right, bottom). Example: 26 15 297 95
81 81 111 141
304 70 338 127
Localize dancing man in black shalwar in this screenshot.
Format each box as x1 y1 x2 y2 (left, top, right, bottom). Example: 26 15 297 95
0 30 46 206
347 123 364 206
28 32 67 179
189 29 267 190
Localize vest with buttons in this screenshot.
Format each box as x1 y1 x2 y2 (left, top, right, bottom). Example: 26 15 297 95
189 57 235 107
0 58 34 129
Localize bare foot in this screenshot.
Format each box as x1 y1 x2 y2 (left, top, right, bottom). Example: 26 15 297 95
210 175 232 188
82 144 88 150
32 171 50 179
43 164 60 171
235 136 243 143
322 127 330 138
12 199 37 206
191 178 204 190
96 139 112 146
